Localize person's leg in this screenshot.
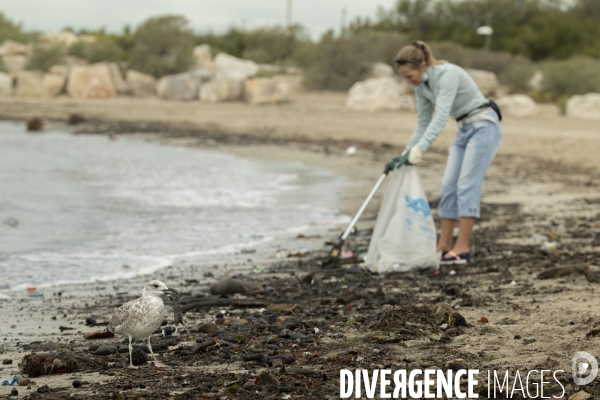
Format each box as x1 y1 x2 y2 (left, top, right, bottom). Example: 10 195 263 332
437 134 467 253
449 117 502 256
437 218 456 253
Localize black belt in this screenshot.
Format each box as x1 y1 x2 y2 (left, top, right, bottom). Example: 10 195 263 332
456 100 502 122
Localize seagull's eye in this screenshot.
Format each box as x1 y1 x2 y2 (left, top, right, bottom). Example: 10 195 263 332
153 284 159 288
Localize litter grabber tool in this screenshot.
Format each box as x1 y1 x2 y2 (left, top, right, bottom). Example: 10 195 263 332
326 154 409 263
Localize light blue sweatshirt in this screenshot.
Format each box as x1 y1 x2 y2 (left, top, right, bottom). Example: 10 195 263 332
406 63 487 152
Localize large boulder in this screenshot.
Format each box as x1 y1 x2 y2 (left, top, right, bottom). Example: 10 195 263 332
41 31 79 46
369 62 394 78
215 53 259 81
156 69 211 101
495 94 538 117
0 40 27 57
67 63 117 99
193 44 214 71
244 77 290 105
15 71 65 98
466 69 499 97
566 93 600 120
48 64 69 78
346 76 415 112
2 55 27 74
108 63 131 95
0 72 12 96
200 79 244 103
126 70 156 97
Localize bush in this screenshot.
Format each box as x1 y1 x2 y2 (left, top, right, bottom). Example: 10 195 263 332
26 43 66 72
129 15 194 78
68 37 124 63
303 30 408 91
0 12 35 44
538 57 600 101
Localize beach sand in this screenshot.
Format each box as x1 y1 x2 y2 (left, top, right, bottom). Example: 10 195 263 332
0 93 599 399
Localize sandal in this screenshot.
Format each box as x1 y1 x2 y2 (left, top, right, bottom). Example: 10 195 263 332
440 251 472 265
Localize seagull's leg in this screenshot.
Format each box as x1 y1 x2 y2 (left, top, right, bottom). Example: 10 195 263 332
147 336 168 368
128 336 138 369
173 325 180 336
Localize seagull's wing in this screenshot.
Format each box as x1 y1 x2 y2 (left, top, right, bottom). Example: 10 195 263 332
108 299 138 334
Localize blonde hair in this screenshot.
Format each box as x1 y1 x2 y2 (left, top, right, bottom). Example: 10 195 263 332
394 40 446 69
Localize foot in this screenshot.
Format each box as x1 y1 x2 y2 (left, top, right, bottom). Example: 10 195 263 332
152 361 169 368
128 365 139 369
440 250 472 265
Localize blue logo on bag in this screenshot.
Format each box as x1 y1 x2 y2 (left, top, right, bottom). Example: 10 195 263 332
405 196 431 217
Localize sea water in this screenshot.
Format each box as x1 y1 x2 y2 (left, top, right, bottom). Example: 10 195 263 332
0 121 344 289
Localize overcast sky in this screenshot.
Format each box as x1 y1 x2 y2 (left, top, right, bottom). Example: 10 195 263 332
2 0 397 39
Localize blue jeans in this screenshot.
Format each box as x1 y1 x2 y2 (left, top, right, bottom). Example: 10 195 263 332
439 110 502 220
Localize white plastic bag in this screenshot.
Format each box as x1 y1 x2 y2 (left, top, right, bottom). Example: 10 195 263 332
365 166 439 273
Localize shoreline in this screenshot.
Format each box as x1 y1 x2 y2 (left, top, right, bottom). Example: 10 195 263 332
1 95 600 399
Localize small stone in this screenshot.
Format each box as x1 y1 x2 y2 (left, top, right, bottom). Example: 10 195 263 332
93 345 118 356
2 359 13 364
17 377 30 386
139 383 146 389
258 391 267 398
72 379 81 388
523 338 536 345
10 389 18 396
85 317 97 325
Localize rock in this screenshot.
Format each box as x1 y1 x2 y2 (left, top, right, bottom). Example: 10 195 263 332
85 317 97 325
72 379 81 388
67 63 117 99
566 93 600 120
27 117 44 132
1 55 27 74
0 72 12 96
189 289 206 298
466 69 499 97
0 40 27 57
108 63 130 95
569 391 590 400
2 358 13 364
17 377 29 386
126 69 156 97
369 62 394 78
244 77 290 105
93 344 118 356
495 94 538 117
200 78 244 102
48 64 69 78
214 53 259 81
346 77 415 112
193 44 214 71
41 31 79 46
10 389 18 396
156 69 211 101
15 71 65 98
68 114 85 124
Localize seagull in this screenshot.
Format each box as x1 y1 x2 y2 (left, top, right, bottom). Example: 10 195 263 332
108 280 175 368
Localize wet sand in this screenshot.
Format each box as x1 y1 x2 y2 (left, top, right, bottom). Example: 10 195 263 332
0 93 599 399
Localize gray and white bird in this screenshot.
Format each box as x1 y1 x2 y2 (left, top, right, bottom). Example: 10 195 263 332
108 280 175 368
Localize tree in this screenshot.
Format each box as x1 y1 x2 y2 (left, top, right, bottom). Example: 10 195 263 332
129 15 194 78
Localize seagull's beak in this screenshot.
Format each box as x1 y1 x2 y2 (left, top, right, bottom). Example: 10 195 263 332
163 288 177 294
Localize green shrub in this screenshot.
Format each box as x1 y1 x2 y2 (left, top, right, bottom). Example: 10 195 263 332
26 43 66 72
0 12 36 44
129 15 194 78
196 24 314 66
68 37 124 63
303 30 407 91
538 57 600 101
